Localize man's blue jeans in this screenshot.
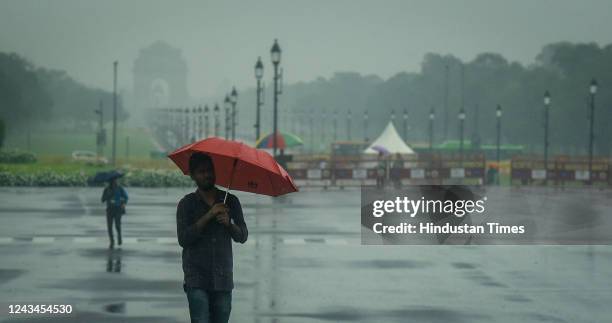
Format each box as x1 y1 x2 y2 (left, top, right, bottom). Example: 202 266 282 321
184 284 232 323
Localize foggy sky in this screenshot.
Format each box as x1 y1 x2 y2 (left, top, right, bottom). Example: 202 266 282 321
1 0 611 99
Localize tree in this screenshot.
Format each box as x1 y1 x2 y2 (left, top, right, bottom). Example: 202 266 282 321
0 53 52 128
0 52 128 135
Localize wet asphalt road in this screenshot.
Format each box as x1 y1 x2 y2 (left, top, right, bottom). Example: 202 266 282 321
0 186 611 322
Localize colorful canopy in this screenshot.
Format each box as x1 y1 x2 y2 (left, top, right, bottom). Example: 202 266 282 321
256 132 303 149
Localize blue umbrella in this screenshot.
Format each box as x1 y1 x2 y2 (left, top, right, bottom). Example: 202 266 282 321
91 170 124 184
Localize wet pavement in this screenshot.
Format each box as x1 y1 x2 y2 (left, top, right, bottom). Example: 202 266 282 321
0 186 611 322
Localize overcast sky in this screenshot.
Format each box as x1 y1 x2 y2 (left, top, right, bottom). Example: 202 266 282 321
1 0 611 99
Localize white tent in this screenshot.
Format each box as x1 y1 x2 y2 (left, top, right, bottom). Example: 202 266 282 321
364 121 415 154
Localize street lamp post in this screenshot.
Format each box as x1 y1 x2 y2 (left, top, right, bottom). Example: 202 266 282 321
588 79 598 185
347 109 352 140
309 113 314 153
172 108 179 146
292 109 298 134
543 91 551 184
496 104 502 185
197 106 203 141
94 100 105 159
403 108 408 140
171 108 177 145
112 61 118 166
443 64 449 141
184 107 190 145
178 108 183 144
224 95 231 140
333 111 338 141
429 108 435 152
230 87 238 140
213 104 220 137
254 57 264 141
363 110 369 142
192 107 197 142
204 105 209 138
270 39 282 157
321 110 326 144
458 108 466 166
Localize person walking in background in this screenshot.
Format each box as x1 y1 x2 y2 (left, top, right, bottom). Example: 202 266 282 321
101 177 128 249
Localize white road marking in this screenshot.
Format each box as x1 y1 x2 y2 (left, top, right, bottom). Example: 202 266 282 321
325 238 349 245
74 237 98 243
122 237 139 244
32 237 55 244
157 237 176 244
0 236 352 245
282 238 306 245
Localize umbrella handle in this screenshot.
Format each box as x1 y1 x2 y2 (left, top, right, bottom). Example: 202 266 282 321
223 158 238 204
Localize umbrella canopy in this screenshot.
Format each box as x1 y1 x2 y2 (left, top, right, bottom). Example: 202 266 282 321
371 145 390 156
256 132 303 149
91 170 124 184
168 137 298 198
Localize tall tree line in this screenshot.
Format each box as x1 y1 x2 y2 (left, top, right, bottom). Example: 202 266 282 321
238 42 611 155
0 52 127 136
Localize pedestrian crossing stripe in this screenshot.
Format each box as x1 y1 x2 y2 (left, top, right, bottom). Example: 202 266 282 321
73 237 97 243
283 238 307 245
0 236 353 245
157 237 176 244
32 237 55 244
121 237 140 244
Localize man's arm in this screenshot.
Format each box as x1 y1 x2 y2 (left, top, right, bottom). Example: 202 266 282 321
227 196 248 244
176 198 215 248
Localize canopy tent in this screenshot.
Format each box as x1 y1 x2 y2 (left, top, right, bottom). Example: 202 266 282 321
364 121 415 154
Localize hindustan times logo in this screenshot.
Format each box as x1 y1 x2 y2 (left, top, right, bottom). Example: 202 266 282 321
371 196 487 218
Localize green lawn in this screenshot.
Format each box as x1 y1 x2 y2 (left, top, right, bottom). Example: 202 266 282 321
4 127 161 160
0 160 106 176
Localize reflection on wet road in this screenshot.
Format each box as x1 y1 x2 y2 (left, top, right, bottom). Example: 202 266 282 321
0 187 611 322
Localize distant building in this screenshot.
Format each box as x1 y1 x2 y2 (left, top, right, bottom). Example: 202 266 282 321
133 41 190 113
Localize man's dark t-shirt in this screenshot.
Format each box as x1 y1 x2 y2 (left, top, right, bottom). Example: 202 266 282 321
176 188 248 290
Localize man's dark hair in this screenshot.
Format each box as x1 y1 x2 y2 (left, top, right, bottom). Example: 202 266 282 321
189 152 214 174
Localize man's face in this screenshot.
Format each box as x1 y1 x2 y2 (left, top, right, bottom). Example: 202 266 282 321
191 161 216 191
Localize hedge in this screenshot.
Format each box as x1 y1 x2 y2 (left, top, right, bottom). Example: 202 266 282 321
0 150 37 163
0 168 192 187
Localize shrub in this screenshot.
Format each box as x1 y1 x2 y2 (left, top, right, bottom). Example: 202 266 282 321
0 167 192 187
0 149 37 163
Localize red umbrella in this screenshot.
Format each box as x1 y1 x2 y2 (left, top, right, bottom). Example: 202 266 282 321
167 137 298 201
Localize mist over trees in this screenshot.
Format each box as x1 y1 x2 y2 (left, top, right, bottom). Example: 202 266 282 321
0 52 127 137
1 41 610 157
239 42 610 155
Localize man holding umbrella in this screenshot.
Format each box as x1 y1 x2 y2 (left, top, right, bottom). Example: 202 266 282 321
176 152 248 323
169 137 297 323
100 172 128 249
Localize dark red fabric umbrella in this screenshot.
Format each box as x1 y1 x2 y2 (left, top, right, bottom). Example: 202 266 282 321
167 137 298 200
